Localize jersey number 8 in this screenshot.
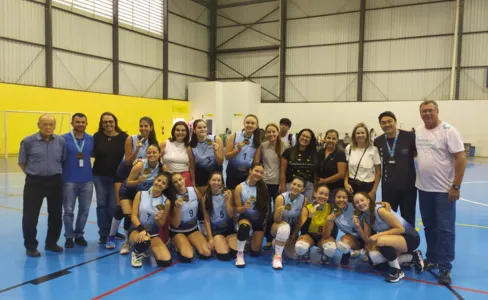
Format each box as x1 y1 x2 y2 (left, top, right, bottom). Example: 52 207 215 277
318 226 323 233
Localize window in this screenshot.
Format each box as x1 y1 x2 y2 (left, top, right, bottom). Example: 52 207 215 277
53 0 113 20
119 0 164 35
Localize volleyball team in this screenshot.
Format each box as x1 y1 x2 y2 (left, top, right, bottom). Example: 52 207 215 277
92 110 429 284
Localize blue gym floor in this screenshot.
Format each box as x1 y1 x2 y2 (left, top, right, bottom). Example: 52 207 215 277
1 157 488 300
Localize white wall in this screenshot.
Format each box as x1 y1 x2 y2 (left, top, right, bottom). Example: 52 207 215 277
189 81 261 135
259 100 488 156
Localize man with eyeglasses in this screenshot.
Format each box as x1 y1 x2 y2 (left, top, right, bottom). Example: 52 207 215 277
374 111 417 227
415 100 466 285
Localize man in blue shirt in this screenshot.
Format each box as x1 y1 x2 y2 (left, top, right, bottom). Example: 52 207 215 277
62 113 94 248
19 115 66 257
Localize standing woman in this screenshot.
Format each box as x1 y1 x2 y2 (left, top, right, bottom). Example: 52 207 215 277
129 172 175 268
92 112 128 244
189 119 224 195
270 176 307 269
225 114 262 190
261 123 288 249
201 172 237 261
344 123 381 199
169 173 212 262
279 128 318 203
114 117 158 205
317 129 347 201
234 163 269 267
161 121 193 186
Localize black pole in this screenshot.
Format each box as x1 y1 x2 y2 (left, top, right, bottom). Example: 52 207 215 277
209 0 217 81
279 0 286 102
454 0 465 100
112 0 119 94
45 0 53 87
357 0 366 102
163 0 169 99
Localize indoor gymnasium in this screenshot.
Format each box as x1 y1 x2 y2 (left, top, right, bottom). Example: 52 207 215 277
1 0 488 299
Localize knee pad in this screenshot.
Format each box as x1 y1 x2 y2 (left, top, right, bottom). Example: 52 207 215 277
322 241 337 258
216 252 232 261
295 240 310 256
237 223 251 241
156 258 172 267
275 223 291 243
249 249 261 257
114 206 124 220
123 215 132 231
378 245 397 262
368 250 387 265
133 240 150 254
179 253 193 263
337 240 352 254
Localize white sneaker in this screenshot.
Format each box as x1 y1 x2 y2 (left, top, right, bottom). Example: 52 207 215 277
120 241 131 255
131 252 143 268
235 252 246 268
272 255 283 270
351 249 364 258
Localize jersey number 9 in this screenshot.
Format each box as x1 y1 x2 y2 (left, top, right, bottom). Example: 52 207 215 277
189 210 194 217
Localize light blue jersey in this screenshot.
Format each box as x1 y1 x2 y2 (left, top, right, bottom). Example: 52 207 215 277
138 189 167 237
280 192 305 226
171 187 199 233
208 192 232 234
192 135 217 168
136 159 160 191
124 134 149 162
228 132 256 172
334 202 359 237
240 181 260 221
370 204 417 236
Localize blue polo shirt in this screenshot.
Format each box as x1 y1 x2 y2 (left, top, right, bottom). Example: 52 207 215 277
62 132 94 182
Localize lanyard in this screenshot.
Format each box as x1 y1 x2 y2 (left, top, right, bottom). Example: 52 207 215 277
385 130 399 158
70 131 85 153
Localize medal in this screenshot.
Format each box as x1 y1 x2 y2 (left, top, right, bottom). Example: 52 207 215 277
77 152 84 159
284 203 292 211
206 139 213 145
156 204 164 211
333 209 342 217
243 138 250 145
354 210 361 217
248 196 256 203
137 134 143 140
316 204 325 211
183 194 190 202
143 168 152 175
70 131 86 167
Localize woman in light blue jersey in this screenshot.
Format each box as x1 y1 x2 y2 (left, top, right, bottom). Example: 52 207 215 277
106 144 162 252
270 176 307 270
169 172 212 262
189 119 224 196
128 172 176 268
114 117 158 201
233 163 269 268
353 192 424 283
201 172 237 261
225 114 262 190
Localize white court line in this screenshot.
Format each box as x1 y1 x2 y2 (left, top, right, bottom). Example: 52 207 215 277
462 181 488 184
460 198 488 207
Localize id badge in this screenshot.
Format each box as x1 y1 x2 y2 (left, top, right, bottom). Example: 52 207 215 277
79 159 84 167
388 158 395 164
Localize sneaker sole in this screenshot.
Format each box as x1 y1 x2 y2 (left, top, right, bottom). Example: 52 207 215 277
386 272 405 283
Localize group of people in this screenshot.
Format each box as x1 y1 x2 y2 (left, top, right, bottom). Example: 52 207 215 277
18 100 466 285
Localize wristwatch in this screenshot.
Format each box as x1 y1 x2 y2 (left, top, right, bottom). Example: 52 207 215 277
452 184 461 190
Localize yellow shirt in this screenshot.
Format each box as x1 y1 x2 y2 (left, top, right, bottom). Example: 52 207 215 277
306 203 331 235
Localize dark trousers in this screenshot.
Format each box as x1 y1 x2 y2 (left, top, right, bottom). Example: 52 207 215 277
265 184 279 243
382 186 417 226
418 190 456 271
23 174 63 250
